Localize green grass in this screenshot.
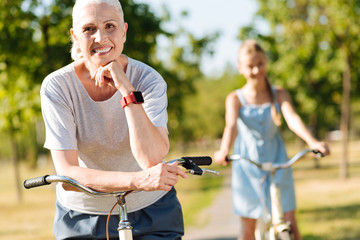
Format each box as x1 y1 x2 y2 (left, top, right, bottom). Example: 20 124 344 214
0 160 56 240
175 169 224 226
291 140 360 240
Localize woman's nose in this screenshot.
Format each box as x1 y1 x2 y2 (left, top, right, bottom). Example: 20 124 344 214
94 29 107 43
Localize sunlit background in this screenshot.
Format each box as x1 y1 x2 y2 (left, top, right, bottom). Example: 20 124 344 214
1 0 360 239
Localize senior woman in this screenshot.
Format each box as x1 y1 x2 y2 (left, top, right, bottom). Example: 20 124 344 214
41 0 186 239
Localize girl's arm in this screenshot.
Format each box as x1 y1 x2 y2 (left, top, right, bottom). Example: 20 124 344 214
277 88 330 155
214 91 241 165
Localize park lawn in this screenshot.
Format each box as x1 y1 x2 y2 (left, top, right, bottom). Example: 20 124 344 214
292 140 360 240
296 174 360 240
0 160 56 240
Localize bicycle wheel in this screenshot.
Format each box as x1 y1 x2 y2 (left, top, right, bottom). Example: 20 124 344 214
276 230 292 240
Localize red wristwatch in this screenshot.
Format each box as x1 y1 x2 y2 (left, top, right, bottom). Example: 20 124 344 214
120 91 144 108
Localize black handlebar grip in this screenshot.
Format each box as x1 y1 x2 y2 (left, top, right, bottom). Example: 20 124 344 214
182 156 212 166
312 150 326 157
24 175 50 189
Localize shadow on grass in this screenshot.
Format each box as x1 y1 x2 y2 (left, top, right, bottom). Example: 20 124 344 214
300 203 360 240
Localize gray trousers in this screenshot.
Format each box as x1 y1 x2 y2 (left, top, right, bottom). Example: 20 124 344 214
54 188 184 239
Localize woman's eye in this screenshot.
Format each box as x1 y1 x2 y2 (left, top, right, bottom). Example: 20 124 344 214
83 27 95 32
106 24 115 29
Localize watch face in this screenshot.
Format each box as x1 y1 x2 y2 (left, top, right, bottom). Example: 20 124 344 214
133 91 144 103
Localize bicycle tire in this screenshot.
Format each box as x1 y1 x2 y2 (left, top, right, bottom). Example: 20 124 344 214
276 230 292 240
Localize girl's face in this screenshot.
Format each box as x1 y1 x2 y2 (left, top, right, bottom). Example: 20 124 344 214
237 51 267 82
71 3 127 67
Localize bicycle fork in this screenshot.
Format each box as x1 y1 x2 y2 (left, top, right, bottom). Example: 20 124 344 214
117 194 133 240
269 174 291 239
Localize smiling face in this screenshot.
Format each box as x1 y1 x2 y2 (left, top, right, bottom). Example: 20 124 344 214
71 2 128 67
238 50 267 83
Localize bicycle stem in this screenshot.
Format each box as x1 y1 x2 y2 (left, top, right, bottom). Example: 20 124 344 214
269 174 290 234
117 194 133 232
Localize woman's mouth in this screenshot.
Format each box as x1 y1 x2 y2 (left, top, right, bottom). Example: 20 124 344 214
93 47 112 54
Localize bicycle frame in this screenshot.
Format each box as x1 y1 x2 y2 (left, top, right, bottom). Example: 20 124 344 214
24 156 219 240
229 149 323 240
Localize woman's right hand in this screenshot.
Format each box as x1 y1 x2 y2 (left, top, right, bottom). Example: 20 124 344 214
133 162 187 192
90 57 135 95
214 150 230 166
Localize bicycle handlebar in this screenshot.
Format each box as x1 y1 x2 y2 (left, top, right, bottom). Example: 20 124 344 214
227 149 324 171
23 175 124 196
24 156 218 196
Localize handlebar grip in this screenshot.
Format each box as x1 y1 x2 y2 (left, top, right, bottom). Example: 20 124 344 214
312 150 326 157
182 156 212 166
24 175 51 189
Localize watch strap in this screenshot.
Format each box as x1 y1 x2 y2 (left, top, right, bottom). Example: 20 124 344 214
121 91 144 108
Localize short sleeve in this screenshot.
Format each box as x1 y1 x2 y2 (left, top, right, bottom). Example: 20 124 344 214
140 73 168 130
41 75 78 150
127 59 168 131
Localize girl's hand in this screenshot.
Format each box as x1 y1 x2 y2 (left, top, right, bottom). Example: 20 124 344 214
214 150 230 166
133 162 187 192
309 141 330 156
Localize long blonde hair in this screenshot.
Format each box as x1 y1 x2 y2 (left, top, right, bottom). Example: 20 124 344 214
239 40 282 126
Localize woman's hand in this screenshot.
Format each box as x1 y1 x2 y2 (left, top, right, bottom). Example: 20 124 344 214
133 162 187 192
90 59 134 94
214 150 230 166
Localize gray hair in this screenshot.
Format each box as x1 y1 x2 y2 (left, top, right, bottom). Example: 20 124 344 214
70 0 124 60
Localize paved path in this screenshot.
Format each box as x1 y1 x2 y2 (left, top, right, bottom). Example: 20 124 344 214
183 168 239 240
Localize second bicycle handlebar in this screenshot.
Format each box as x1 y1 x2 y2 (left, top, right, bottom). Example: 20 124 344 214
227 149 324 171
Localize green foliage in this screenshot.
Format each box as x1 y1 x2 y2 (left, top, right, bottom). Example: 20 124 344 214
163 31 219 143
121 0 163 63
175 69 245 148
238 0 360 138
0 0 43 162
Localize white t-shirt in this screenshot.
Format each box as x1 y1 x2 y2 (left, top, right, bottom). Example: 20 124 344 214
40 57 168 215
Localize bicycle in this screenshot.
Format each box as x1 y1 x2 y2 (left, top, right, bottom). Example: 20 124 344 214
24 156 219 240
227 149 324 240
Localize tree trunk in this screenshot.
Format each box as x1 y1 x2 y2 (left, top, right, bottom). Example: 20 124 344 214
339 52 351 180
9 126 22 203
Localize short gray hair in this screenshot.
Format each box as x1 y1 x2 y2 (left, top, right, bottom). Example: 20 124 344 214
70 0 124 60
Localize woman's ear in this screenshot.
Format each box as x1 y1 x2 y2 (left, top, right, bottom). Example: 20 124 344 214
70 28 77 41
122 22 128 41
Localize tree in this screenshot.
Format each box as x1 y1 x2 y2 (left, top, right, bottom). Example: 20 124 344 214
0 0 42 202
239 0 360 178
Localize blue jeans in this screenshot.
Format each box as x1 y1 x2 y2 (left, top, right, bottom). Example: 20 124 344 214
54 188 184 239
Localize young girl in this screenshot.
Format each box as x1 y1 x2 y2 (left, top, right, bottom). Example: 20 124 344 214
214 40 329 240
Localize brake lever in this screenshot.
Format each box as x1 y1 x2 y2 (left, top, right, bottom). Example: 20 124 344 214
202 169 220 175
187 168 219 176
